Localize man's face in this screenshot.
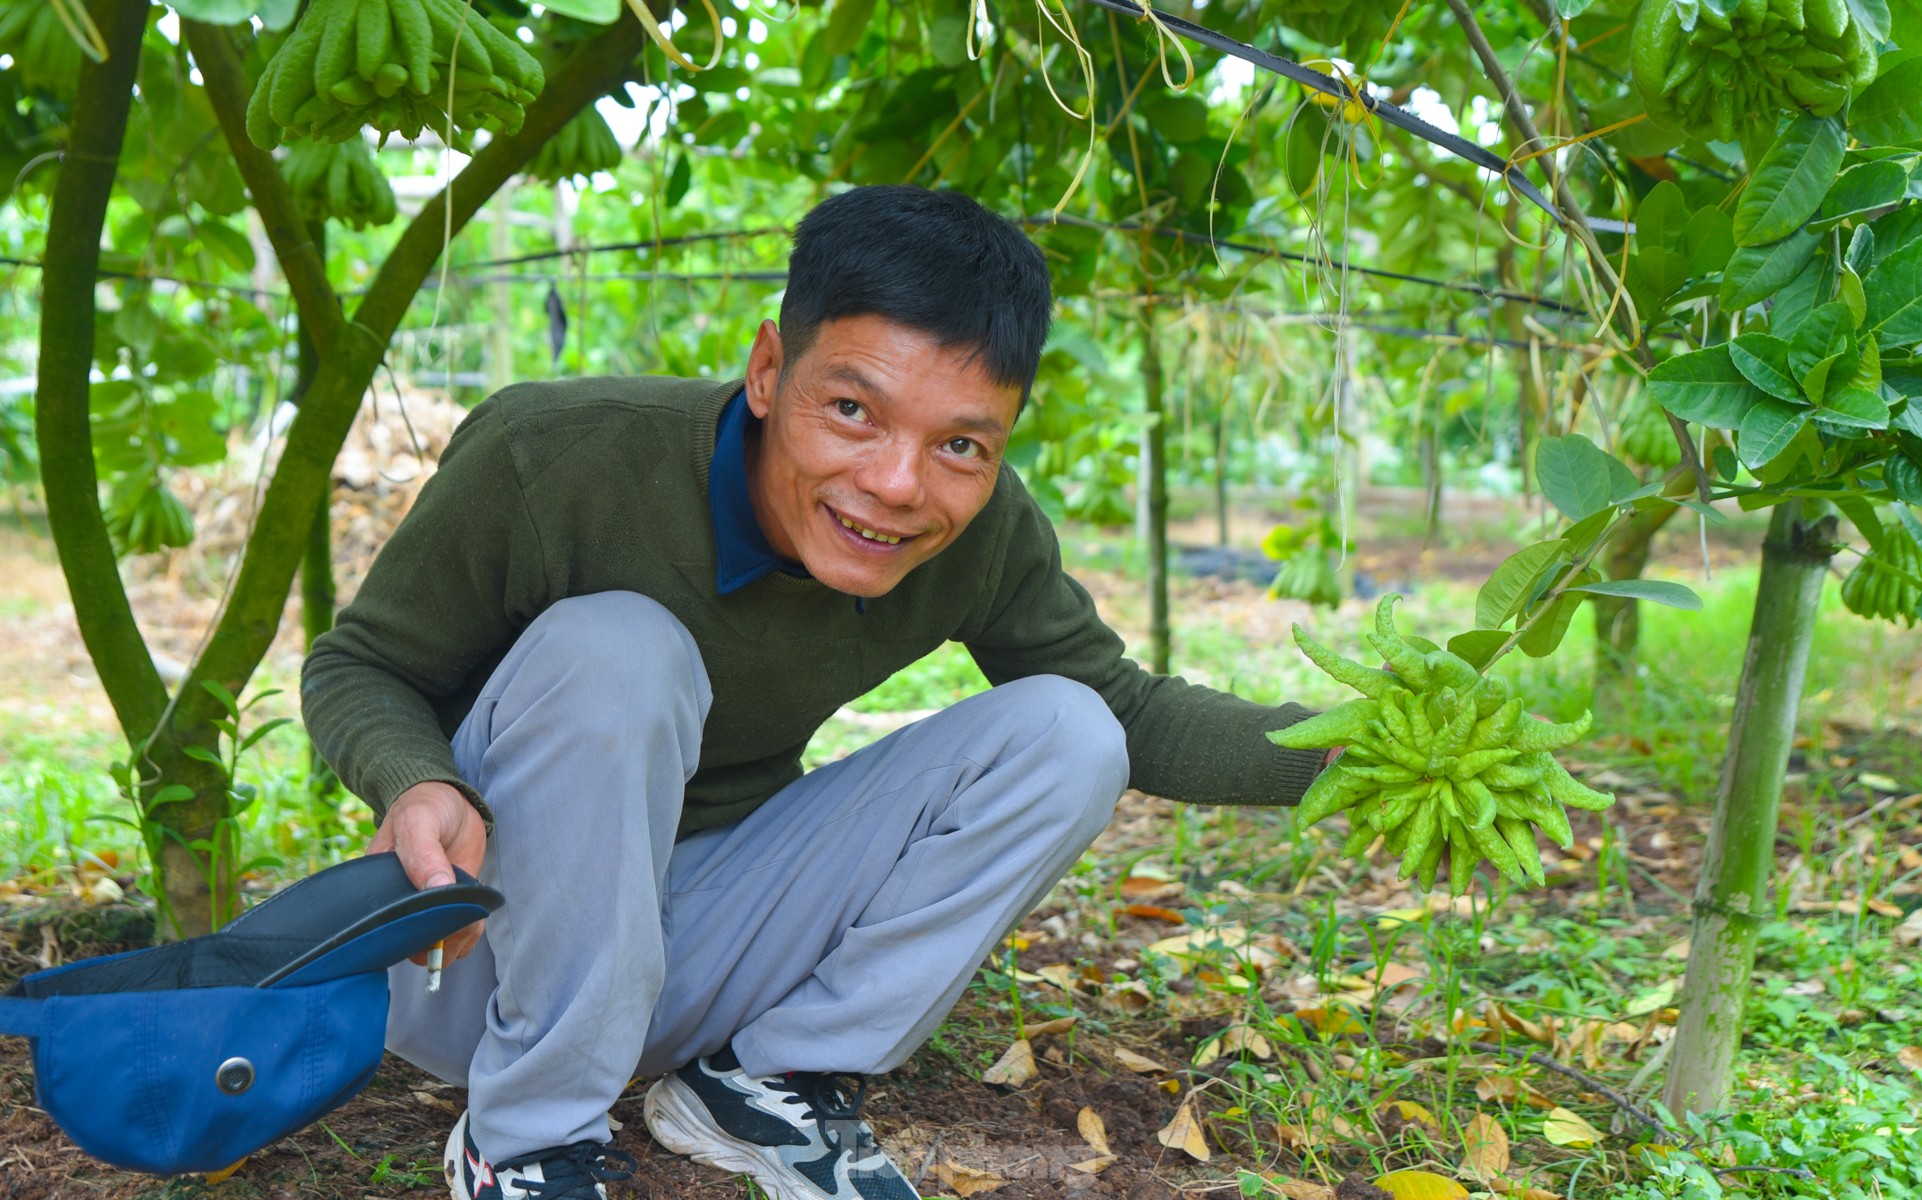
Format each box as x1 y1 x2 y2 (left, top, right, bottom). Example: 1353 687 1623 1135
743 314 1022 598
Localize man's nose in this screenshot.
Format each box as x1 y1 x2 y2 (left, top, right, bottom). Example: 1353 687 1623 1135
859 439 924 510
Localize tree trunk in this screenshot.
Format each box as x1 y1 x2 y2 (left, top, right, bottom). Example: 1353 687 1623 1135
1591 499 1682 714
1663 501 1836 1115
297 222 335 654
1141 309 1170 675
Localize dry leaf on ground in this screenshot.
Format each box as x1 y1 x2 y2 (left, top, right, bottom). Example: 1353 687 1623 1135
1156 1093 1211 1161
1272 1179 1336 1200
1475 1074 1555 1110
1195 1025 1274 1066
1378 1099 1440 1132
1460 1112 1510 1181
1124 903 1187 924
1077 1107 1113 1158
935 1161 1008 1196
1542 1107 1605 1148
980 1039 1036 1087
1373 1168 1469 1199
1113 1046 1168 1073
1023 1015 1077 1038
1898 1046 1922 1072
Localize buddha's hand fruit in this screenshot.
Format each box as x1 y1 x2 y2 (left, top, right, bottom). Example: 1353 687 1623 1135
1630 0 1880 141
1268 594 1613 893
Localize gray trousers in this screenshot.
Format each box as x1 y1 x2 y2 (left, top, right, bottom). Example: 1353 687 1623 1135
384 592 1129 1161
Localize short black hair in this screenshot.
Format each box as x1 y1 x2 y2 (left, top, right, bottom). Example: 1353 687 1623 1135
780 186 1053 403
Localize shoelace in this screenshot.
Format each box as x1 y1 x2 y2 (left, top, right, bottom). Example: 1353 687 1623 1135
507 1141 639 1200
772 1071 878 1157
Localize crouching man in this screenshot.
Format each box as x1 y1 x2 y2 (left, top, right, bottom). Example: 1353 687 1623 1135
301 184 1327 1200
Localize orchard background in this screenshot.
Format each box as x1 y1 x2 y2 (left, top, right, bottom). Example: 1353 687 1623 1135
2 0 1921 1195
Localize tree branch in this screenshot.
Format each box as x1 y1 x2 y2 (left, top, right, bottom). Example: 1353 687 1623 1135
182 20 345 356
178 12 652 708
35 0 168 742
1443 0 1711 503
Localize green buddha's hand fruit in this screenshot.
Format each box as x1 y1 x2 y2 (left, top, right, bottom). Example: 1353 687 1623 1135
1270 594 1614 893
247 0 543 151
283 139 398 229
1630 0 1880 141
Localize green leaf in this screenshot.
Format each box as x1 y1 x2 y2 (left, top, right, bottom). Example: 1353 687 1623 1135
1518 582 1590 658
1847 0 1892 39
823 0 879 58
1477 540 1570 630
1570 579 1704 609
1851 59 1922 147
1446 630 1511 669
1737 399 1810 468
1683 206 1735 276
1728 334 1803 401
1887 454 1922 504
1142 93 1210 144
164 0 268 20
239 717 295 754
1838 265 1868 328
1720 227 1821 311
1284 117 1325 198
1733 116 1847 246
1556 0 1596 15
1535 434 1639 520
1791 302 1857 379
1865 236 1922 346
1816 386 1892 431
148 784 197 809
1634 181 1688 254
181 744 223 764
201 678 240 717
1817 161 1911 231
537 0 623 20
1561 508 1616 554
1648 345 1768 428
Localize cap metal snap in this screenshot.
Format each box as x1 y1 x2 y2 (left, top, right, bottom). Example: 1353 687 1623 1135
215 1057 254 1095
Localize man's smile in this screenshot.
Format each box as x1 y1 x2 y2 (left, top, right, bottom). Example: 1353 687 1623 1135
828 505 916 548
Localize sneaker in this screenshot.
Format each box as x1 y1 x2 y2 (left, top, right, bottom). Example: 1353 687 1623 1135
443 1109 638 1200
643 1047 918 1200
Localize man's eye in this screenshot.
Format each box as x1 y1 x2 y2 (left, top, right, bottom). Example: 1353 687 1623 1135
835 399 866 420
946 438 981 459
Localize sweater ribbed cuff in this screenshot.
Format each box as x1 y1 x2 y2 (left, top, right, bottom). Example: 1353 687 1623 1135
1268 703 1327 806
357 759 495 835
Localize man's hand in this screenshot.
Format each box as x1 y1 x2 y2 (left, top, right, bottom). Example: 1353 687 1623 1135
367 781 488 964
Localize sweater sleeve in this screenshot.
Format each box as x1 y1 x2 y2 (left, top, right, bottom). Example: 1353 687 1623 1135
300 399 549 825
961 474 1325 807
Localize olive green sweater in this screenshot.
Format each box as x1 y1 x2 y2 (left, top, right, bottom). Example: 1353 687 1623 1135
301 375 1324 834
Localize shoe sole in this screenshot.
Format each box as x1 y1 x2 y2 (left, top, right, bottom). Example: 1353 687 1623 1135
644 1075 847 1200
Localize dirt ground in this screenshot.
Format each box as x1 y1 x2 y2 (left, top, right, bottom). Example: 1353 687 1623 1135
0 431 1916 1199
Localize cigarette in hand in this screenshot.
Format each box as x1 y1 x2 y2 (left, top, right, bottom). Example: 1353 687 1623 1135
426 940 445 994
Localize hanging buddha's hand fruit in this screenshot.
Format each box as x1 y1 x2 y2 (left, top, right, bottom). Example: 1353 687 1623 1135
1267 594 1613 894
247 0 543 151
1629 0 1880 142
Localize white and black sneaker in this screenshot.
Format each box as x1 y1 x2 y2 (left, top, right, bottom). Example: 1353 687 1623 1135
643 1045 919 1200
443 1109 637 1200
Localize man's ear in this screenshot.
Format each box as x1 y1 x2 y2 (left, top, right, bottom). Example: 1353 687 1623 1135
745 320 783 420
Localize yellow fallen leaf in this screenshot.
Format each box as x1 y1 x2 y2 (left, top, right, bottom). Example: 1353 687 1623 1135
1461 1112 1509 1181
1114 1046 1168 1073
1373 907 1427 929
1023 1015 1077 1038
1194 1025 1274 1066
1294 1003 1369 1039
1475 1075 1555 1110
1068 1155 1117 1174
1156 1093 1211 1161
1379 1099 1440 1132
1542 1106 1605 1148
1272 1179 1336 1200
1373 1168 1469 1199
1897 1046 1922 1072
1623 981 1678 1018
1034 963 1078 991
935 1161 1007 1196
1077 1106 1113 1158
204 1159 247 1184
980 1039 1037 1087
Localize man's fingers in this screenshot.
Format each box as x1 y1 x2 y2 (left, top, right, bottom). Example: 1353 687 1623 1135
391 807 457 890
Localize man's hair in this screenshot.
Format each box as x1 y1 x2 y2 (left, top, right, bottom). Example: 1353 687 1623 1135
779 186 1053 402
